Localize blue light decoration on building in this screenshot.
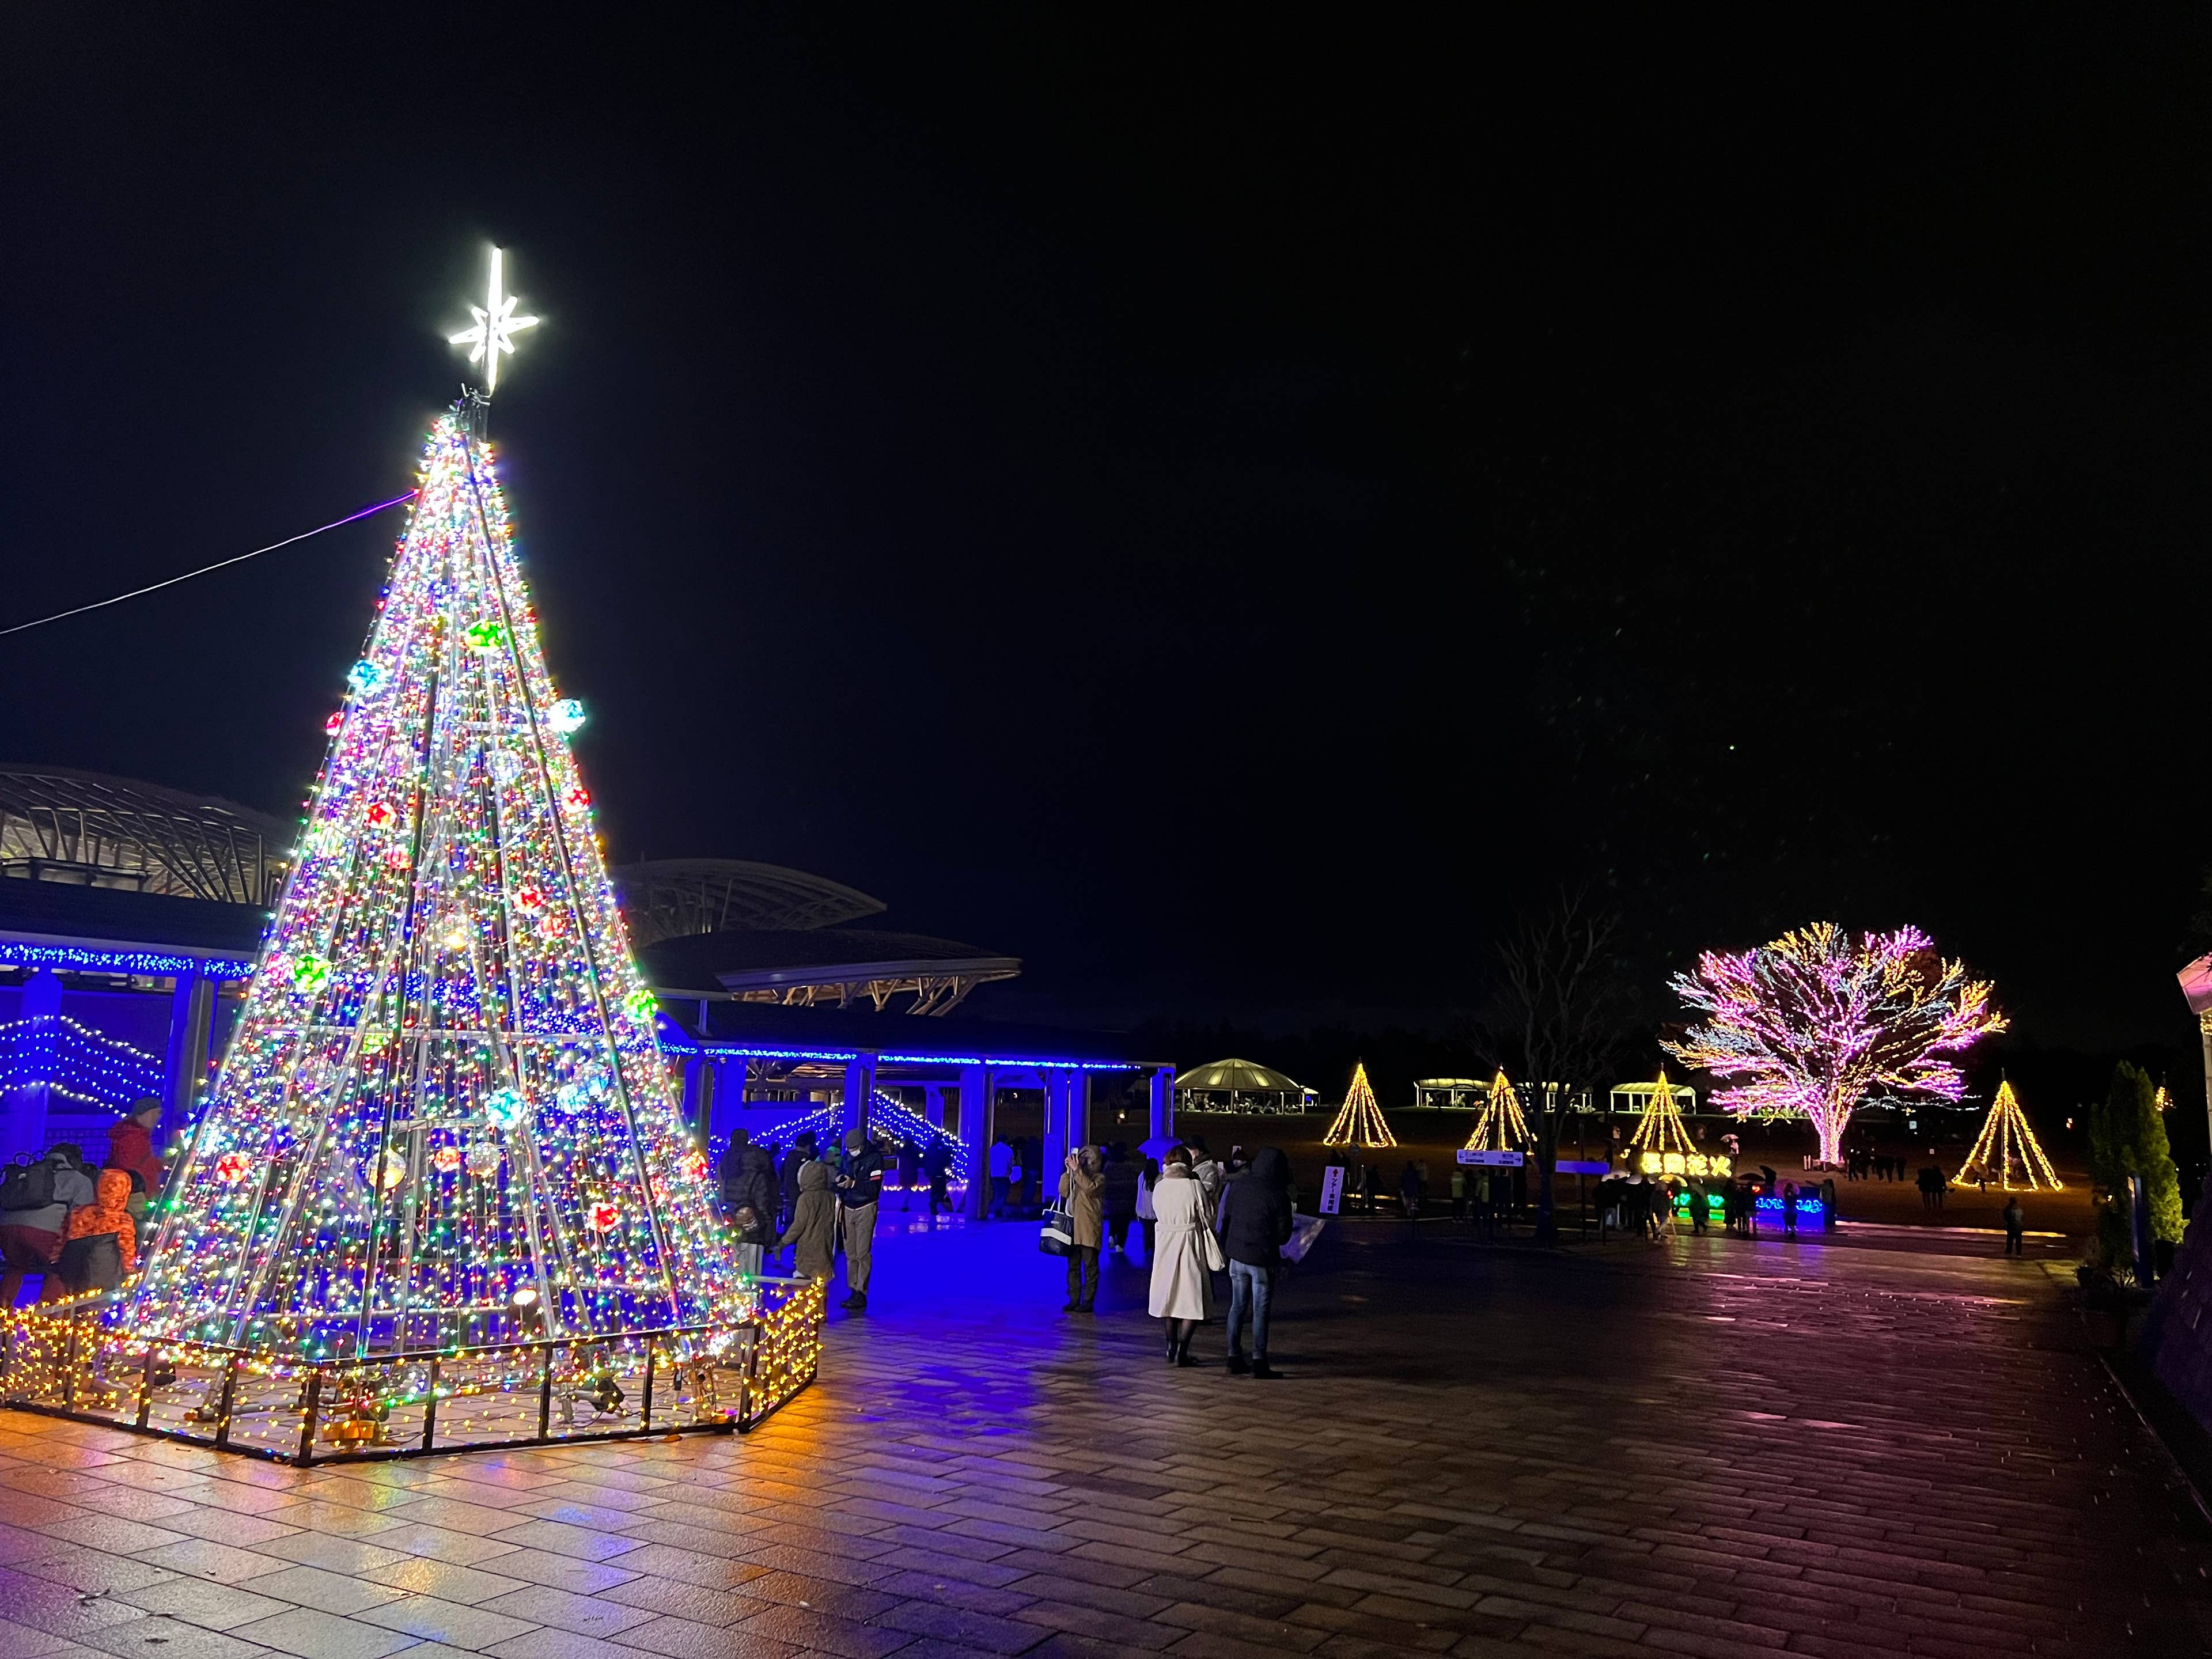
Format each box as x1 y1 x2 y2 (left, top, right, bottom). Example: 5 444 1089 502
868 1089 969 1183
0 1014 166 1108
0 942 255 980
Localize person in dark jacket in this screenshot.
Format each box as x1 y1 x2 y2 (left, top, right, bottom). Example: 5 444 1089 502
1100 1143 1139 1254
834 1129 885 1312
717 1128 752 1217
730 1142 778 1276
1214 1146 1294 1378
778 1131 817 1230
921 1139 952 1220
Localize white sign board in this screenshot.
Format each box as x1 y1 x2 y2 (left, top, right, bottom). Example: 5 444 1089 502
1456 1149 1525 1167
1317 1164 1346 1215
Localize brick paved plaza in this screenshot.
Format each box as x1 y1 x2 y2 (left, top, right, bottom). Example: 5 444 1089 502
0 1217 2204 1658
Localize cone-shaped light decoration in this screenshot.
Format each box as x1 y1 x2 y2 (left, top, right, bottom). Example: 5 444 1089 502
1627 1067 1697 1160
1322 1061 1396 1149
1953 1079 2062 1191
118 410 745 1359
1464 1069 1531 1152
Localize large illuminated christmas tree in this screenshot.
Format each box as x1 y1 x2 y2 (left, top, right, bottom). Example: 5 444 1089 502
117 397 745 1361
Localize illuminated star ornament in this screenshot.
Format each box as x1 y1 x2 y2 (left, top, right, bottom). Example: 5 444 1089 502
448 246 539 393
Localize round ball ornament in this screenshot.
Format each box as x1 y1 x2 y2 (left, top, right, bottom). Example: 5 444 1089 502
483 1087 527 1131
465 619 506 652
547 699 588 735
369 1150 407 1191
487 748 524 785
347 659 384 695
563 784 592 811
431 1145 463 1176
465 1142 503 1178
587 1200 622 1234
213 1151 251 1185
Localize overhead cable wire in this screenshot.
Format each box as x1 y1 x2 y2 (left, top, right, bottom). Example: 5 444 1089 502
0 490 419 639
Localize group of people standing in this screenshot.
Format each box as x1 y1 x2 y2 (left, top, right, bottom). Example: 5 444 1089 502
717 1127 887 1311
1058 1139 1294 1378
0 1096 164 1304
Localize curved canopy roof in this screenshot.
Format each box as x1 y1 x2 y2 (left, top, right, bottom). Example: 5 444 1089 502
0 765 290 905
638 927 1021 1014
1176 1057 1304 1093
610 858 886 945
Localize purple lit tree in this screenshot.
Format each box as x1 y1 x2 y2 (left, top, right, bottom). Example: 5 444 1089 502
1661 923 2005 1166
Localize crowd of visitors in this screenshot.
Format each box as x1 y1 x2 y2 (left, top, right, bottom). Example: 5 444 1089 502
1041 1138 1301 1378
0 1096 162 1304
716 1123 891 1311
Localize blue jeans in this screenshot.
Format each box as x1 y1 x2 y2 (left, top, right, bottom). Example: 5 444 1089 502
1226 1259 1274 1360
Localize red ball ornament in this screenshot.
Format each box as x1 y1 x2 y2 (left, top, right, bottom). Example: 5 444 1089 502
365 800 396 829
213 1151 250 1185
324 713 344 735
516 885 545 911
587 1200 620 1234
431 1145 462 1176
563 785 592 810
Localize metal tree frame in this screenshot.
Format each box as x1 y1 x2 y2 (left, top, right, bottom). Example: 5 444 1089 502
0 1275 824 1466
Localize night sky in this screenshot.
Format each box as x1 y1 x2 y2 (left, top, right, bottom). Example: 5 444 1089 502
8 12 2212 1066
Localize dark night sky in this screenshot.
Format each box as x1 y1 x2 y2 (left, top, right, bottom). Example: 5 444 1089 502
7 10 2212 1054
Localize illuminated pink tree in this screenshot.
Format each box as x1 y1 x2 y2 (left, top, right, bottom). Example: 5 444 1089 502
1662 923 2005 1165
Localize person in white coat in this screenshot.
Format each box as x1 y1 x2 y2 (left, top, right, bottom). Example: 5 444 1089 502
1146 1147 1218 1366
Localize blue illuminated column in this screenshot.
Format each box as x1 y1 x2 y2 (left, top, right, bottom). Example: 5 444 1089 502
5 968 63 1163
1041 1070 1068 1199
923 1084 946 1128
680 1056 714 1138
842 1056 875 1141
1149 1065 1174 1144
162 968 216 1152
959 1063 990 1216
706 1056 744 1148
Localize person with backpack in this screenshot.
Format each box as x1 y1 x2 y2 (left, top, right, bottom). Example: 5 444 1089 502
0 1144 96 1305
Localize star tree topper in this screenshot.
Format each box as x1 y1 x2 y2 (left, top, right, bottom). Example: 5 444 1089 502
448 246 539 393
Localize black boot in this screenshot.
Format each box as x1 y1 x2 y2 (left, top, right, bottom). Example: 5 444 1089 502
1226 1352 1249 1376
1164 1324 1180 1363
1175 1332 1197 1368
1251 1355 1276 1380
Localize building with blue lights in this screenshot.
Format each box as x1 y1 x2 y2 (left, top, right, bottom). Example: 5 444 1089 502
0 778 1173 1196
